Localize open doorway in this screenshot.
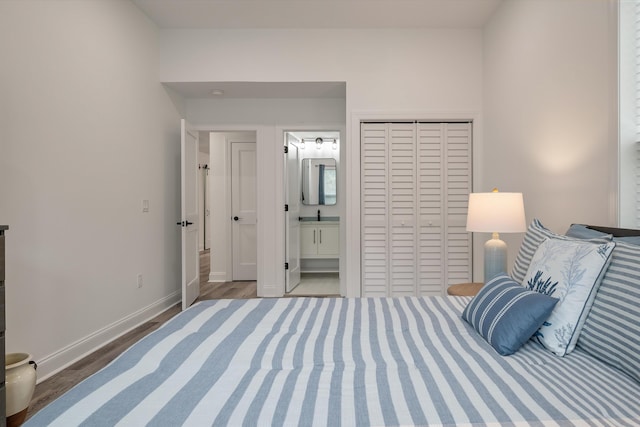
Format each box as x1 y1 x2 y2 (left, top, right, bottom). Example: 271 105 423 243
197 143 212 300
284 130 341 296
206 130 257 284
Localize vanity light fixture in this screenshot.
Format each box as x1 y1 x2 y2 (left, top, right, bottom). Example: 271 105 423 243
300 137 339 150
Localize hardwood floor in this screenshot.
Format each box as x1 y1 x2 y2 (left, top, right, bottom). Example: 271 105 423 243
27 250 257 420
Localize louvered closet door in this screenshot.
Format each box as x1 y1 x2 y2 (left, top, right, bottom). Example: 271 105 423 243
389 124 417 296
416 123 472 294
443 123 472 286
361 123 389 296
361 122 472 297
417 123 445 295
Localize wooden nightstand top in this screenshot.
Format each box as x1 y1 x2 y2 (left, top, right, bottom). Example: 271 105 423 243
447 282 483 297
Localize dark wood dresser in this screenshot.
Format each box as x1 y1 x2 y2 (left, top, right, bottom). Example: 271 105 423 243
1 225 7 422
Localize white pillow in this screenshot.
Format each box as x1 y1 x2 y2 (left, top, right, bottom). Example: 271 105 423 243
522 237 615 357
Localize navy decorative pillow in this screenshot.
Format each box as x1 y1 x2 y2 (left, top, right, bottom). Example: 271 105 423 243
462 274 559 356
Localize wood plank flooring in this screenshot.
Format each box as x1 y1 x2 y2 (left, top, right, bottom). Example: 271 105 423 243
26 250 257 420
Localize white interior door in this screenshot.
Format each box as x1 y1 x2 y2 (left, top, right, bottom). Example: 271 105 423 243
180 119 200 310
285 139 301 292
232 142 257 280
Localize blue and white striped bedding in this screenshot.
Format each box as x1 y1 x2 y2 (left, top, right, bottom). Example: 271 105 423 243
27 297 640 426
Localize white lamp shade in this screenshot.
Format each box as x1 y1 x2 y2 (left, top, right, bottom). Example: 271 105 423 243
466 192 526 233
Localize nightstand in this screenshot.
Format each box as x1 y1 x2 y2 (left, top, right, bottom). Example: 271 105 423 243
447 282 483 297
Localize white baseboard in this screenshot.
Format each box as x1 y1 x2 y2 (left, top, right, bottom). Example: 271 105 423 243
35 291 181 383
209 271 227 282
260 281 282 297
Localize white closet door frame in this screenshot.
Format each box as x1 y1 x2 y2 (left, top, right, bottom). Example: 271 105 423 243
360 120 473 297
350 112 481 297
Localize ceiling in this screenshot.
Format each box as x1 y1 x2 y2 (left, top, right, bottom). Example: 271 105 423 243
132 0 503 30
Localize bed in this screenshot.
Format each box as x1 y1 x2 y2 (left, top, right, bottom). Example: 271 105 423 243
25 222 640 426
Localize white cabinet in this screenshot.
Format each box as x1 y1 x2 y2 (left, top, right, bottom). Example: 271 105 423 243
300 222 339 258
361 122 472 297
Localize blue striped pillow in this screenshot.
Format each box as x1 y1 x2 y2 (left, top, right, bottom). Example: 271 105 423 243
462 274 559 356
511 219 612 285
578 241 640 382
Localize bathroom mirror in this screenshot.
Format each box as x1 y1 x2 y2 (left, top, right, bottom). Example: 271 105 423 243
301 158 337 205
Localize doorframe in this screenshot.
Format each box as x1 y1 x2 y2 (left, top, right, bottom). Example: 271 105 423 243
276 124 346 297
193 124 282 297
204 129 257 283
348 111 483 296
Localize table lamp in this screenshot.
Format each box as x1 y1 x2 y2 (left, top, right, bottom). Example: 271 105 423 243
466 189 526 283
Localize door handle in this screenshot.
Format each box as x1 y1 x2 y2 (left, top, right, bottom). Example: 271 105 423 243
319 229 322 244
233 216 240 221
176 221 194 227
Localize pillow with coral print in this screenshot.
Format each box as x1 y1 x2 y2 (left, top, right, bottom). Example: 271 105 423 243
522 236 615 357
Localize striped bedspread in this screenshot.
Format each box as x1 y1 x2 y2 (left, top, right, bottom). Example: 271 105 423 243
27 297 640 426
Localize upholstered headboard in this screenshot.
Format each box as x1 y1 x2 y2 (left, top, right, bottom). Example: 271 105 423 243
583 225 640 237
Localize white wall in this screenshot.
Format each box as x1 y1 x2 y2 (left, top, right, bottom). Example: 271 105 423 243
187 98 346 126
482 0 618 279
0 1 182 380
160 29 483 112
160 28 484 295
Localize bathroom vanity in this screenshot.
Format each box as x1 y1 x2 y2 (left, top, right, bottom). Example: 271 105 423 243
299 219 339 273
297 154 340 274
300 221 339 258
